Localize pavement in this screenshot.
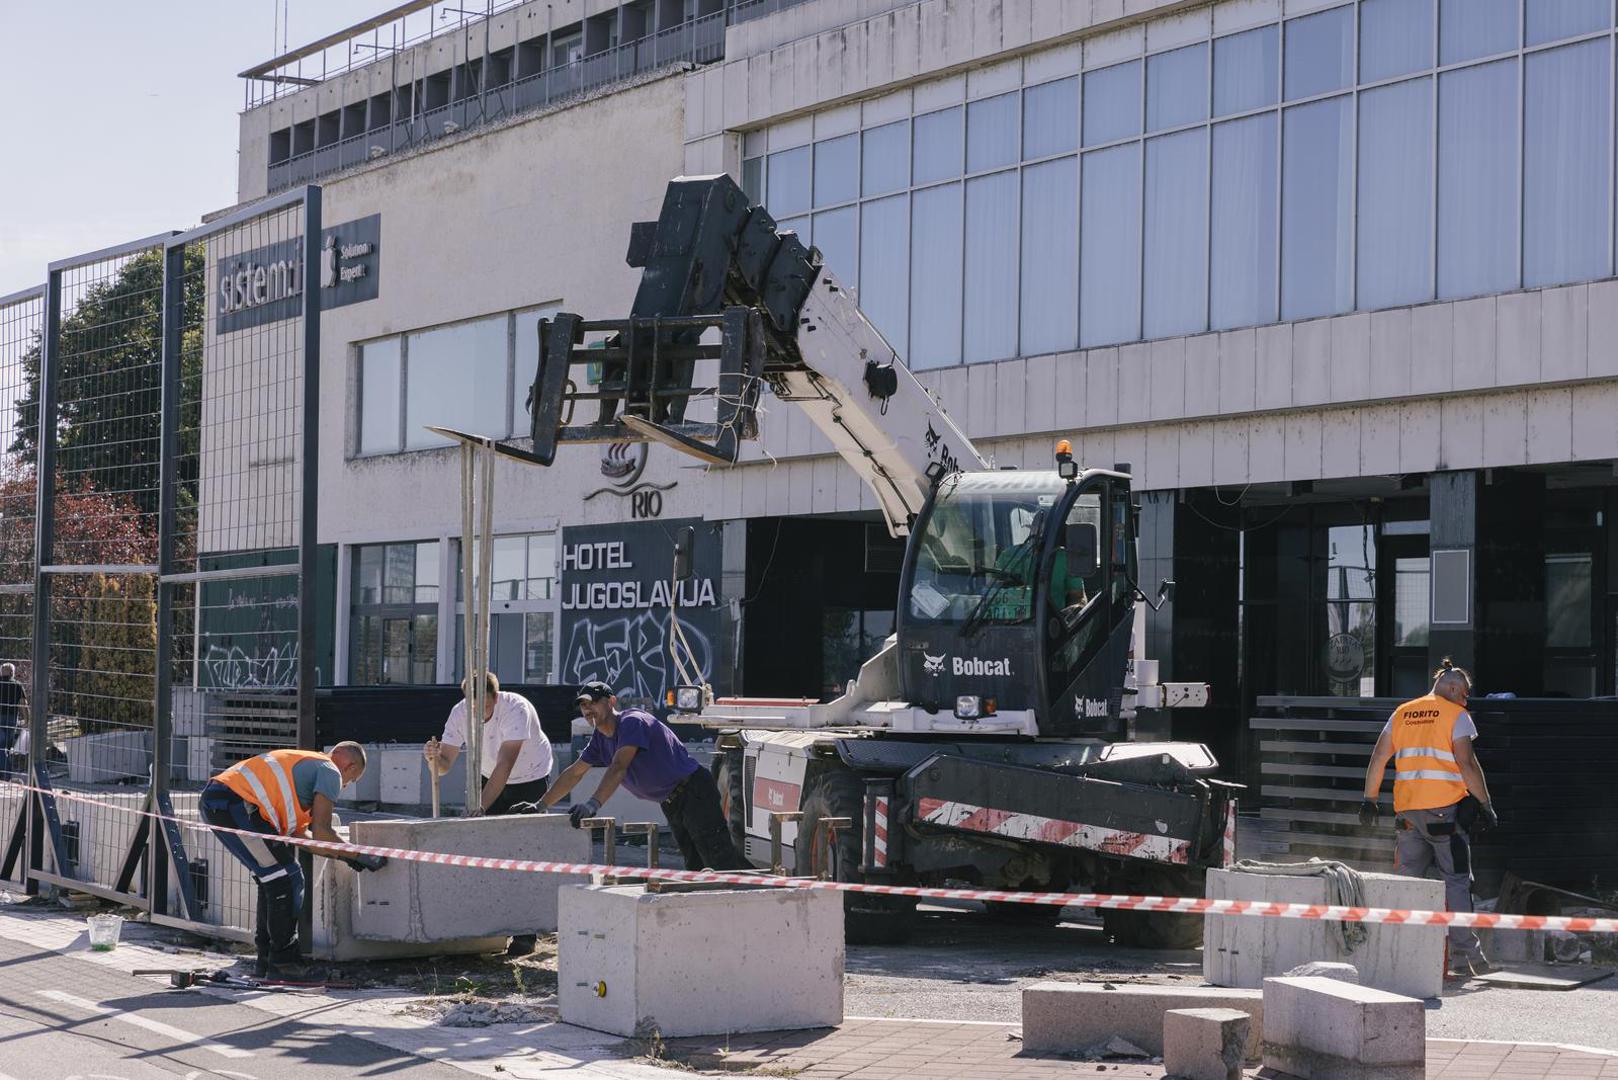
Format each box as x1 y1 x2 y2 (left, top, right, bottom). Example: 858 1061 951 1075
1 894 1615 1079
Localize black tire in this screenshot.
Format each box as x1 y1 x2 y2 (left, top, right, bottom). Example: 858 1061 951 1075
1100 867 1204 950
984 900 1065 926
796 767 915 946
713 749 747 860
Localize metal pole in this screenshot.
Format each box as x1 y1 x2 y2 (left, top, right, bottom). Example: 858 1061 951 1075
459 441 481 814
473 443 494 804
28 269 62 893
296 188 323 955
150 240 184 916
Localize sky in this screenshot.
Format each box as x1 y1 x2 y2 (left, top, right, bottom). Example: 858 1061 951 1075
0 0 390 297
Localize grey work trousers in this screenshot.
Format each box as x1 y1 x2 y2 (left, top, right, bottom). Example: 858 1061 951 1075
1395 801 1483 962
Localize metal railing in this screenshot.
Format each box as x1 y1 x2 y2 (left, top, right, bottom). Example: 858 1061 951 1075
265 12 727 194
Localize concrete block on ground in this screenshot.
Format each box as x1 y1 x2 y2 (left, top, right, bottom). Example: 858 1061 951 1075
1020 982 1262 1058
311 849 506 962
1204 868 1444 999
66 731 150 784
1164 1007 1251 1080
1262 975 1424 1080
1284 961 1359 983
558 882 843 1037
351 814 590 940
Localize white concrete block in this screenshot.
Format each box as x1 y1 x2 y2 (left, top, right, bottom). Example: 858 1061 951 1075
1211 419 1249 485
1180 424 1215 487
1086 347 1120 426
1118 343 1152 423
1292 319 1331 407
1203 868 1443 1000
1248 417 1287 483
1588 280 1618 377
1113 428 1148 480
559 883 843 1037
1410 302 1454 395
1261 976 1424 1080
310 845 507 962
1150 338 1188 421
1321 410 1361 480
1164 1007 1251 1080
1451 297 1497 391
1541 284 1588 383
1368 308 1412 400
1021 982 1263 1057
351 813 591 941
66 731 150 785
1438 395 1485 470
1255 324 1292 409
1572 382 1618 459
1283 412 1322 480
1481 394 1528 466
1218 328 1258 414
1359 405 1401 476
1328 314 1370 403
1398 401 1441 473
1524 388 1573 465
1146 425 1181 489
1496 290 1542 385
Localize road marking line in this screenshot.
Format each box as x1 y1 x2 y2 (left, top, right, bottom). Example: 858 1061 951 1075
37 991 254 1059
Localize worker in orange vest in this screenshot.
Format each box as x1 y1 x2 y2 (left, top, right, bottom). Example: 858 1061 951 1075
200 743 385 977
1360 659 1499 977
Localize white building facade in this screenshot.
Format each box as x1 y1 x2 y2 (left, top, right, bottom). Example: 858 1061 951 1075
238 0 1618 772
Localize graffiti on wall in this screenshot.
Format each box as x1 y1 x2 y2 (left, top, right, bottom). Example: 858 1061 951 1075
560 611 712 707
203 639 298 690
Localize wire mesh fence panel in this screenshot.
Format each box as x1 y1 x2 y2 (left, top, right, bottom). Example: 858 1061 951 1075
0 289 42 889
158 195 315 939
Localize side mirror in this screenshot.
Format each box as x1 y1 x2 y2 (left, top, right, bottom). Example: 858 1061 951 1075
672 525 696 581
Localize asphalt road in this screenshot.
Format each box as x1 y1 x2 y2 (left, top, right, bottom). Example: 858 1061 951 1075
846 903 1618 1052
0 935 469 1080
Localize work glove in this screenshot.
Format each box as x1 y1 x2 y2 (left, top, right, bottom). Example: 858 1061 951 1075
1476 802 1499 833
1357 799 1380 827
506 801 544 815
348 853 389 872
568 798 601 829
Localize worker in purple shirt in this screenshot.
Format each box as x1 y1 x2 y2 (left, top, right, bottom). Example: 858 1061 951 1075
541 680 748 871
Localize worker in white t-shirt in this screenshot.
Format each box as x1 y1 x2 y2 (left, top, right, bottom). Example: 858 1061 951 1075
424 671 555 956
425 672 555 816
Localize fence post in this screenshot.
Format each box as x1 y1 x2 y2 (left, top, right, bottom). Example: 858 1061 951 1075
26 269 61 894
150 240 185 918
296 187 323 953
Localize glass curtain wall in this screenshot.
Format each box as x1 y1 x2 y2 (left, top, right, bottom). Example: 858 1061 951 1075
743 0 1618 367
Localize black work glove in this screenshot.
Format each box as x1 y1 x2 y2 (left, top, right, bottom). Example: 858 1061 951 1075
348 853 389 872
1357 799 1380 827
1476 802 1499 833
568 798 601 828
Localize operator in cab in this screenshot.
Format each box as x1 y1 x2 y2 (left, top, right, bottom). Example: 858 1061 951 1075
542 681 748 871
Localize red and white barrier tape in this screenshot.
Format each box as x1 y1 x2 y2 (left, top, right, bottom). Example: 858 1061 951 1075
5 780 1615 935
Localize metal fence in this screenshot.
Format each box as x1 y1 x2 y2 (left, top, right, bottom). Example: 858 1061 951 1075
0 188 320 942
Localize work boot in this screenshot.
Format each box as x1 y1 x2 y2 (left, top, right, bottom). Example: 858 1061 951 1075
506 934 537 958
263 946 314 981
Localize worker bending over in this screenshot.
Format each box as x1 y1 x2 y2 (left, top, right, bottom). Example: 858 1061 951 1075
1360 659 1499 977
201 743 386 977
542 681 747 871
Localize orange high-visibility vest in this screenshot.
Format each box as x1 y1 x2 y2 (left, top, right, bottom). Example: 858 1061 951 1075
214 749 332 836
1388 693 1470 813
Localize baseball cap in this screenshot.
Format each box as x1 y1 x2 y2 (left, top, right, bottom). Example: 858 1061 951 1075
576 680 614 703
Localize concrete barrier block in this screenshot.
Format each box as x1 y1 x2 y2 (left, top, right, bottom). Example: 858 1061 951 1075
311 851 506 962
1020 982 1262 1057
1204 868 1444 999
66 731 151 784
1262 976 1424 1080
1164 1007 1251 1080
351 814 591 941
558 883 843 1038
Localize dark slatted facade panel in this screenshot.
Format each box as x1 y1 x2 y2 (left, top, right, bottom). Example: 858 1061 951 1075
1251 696 1618 896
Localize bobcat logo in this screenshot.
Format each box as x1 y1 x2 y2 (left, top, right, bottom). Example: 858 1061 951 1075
922 653 946 677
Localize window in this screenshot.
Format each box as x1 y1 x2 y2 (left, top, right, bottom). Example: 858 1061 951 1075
1524 41 1612 287
910 184 963 368
1084 61 1141 146
862 121 909 195
1360 0 1433 82
1144 128 1210 337
1282 96 1354 320
359 306 555 457
1357 78 1434 310
963 171 1019 362
766 146 812 217
1081 144 1143 347
452 532 559 684
1214 25 1277 116
350 541 439 685
814 134 859 208
812 206 859 289
967 93 1020 172
1394 557 1430 646
1546 553 1593 647
1438 59 1519 299
1020 157 1079 355
913 107 963 184
860 194 910 356
1210 113 1279 330
1526 0 1610 46
1023 78 1079 159
1440 0 1518 64
1147 44 1208 132
1284 7 1354 101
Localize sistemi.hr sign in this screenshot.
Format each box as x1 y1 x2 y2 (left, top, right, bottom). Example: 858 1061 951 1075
215 214 381 333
